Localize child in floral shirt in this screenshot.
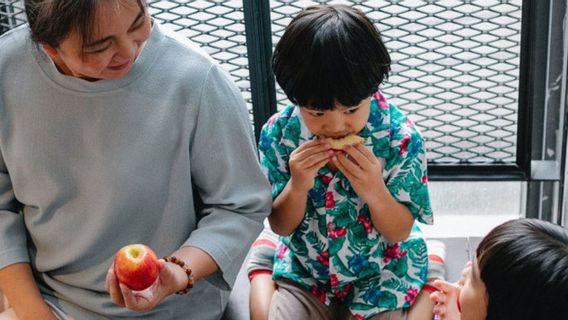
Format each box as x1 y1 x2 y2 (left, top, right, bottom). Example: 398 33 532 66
252 4 439 320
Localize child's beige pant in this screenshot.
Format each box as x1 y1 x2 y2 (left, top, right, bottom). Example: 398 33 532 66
268 279 407 320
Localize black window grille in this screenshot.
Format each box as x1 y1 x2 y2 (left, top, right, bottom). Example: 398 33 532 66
270 1 522 169
0 0 533 180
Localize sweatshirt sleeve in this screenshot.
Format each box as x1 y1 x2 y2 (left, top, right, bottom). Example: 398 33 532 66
184 64 272 290
0 149 29 270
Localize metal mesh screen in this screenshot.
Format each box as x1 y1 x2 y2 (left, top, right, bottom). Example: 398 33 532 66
0 0 25 33
147 0 251 108
1 0 523 166
271 0 523 165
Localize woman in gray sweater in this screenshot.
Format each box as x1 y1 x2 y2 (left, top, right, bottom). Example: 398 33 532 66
0 0 271 319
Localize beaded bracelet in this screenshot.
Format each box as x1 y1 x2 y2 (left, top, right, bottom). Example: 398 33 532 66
163 255 194 295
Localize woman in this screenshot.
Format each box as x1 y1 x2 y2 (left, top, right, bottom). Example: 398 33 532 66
0 0 271 319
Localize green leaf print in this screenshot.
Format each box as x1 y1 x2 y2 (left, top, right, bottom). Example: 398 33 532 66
405 240 427 269
331 255 355 277
382 277 402 290
350 302 374 313
284 118 302 146
378 291 399 309
328 201 349 218
349 223 367 246
385 255 409 278
329 237 346 256
372 137 390 158
387 172 407 196
348 227 377 254
358 261 381 279
291 235 308 257
318 217 327 236
333 178 351 198
305 231 325 253
334 211 353 229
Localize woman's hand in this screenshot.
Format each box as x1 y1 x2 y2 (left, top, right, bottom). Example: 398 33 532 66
288 139 332 192
105 259 188 312
429 280 462 320
332 144 384 205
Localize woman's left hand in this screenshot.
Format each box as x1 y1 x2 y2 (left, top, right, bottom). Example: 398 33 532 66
332 143 384 205
105 259 187 312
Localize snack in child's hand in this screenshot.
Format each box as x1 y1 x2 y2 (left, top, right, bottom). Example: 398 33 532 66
327 134 364 150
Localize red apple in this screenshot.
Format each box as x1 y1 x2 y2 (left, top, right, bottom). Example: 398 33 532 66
113 244 160 291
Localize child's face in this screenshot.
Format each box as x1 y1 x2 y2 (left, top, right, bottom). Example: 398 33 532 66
42 0 151 81
459 258 488 320
299 97 371 139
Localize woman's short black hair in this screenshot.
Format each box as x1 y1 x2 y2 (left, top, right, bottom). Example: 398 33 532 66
24 0 146 51
272 4 391 110
477 218 568 320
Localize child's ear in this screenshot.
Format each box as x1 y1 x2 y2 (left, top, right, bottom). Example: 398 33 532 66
41 43 59 58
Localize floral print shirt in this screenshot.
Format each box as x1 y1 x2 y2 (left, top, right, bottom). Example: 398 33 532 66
258 91 433 319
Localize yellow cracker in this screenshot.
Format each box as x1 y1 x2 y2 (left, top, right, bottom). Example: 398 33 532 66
328 135 364 150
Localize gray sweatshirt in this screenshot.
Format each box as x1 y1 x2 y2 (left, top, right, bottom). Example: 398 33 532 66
0 23 271 319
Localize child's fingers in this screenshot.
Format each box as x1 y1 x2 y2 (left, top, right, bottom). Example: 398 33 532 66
293 144 331 164
432 303 446 317
342 145 368 168
429 290 443 302
304 155 332 172
432 280 460 293
333 153 360 178
295 139 330 154
458 264 471 286
298 150 333 169
352 143 376 163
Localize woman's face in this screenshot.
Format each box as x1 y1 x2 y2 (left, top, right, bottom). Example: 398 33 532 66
459 259 488 320
299 97 371 139
42 0 151 81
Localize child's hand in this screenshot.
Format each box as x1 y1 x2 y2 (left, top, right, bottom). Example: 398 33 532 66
429 280 461 320
332 143 383 205
457 261 472 286
288 139 333 192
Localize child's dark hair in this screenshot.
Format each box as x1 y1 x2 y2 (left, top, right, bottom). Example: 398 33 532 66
272 4 391 110
24 0 146 52
476 218 568 320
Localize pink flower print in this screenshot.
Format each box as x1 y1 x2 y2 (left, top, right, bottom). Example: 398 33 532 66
266 113 279 126
325 191 335 209
405 287 419 303
276 243 288 260
399 135 410 155
372 91 382 100
328 223 347 240
383 243 408 263
422 175 428 184
316 250 329 267
405 118 415 127
353 314 366 320
321 174 332 185
373 91 389 110
310 285 327 304
330 274 340 287
333 282 353 299
357 215 373 234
